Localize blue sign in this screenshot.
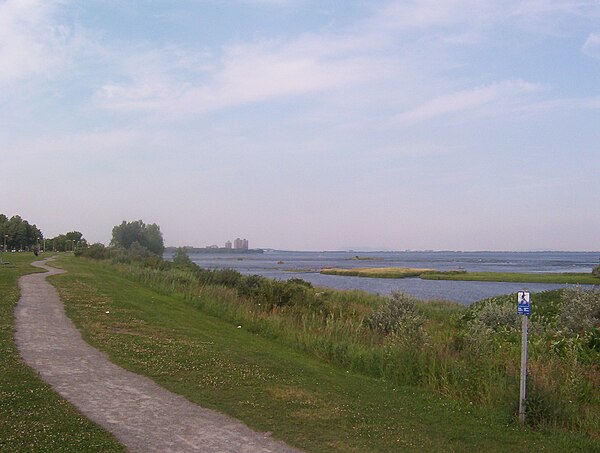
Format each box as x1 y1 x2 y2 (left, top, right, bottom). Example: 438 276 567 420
517 291 530 316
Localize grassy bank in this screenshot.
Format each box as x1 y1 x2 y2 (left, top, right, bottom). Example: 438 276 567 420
321 266 600 284
48 255 599 451
0 254 123 452
321 267 434 278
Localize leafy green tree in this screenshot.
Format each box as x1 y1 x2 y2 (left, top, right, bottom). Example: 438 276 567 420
0 214 43 251
173 247 194 267
111 220 164 256
46 231 86 252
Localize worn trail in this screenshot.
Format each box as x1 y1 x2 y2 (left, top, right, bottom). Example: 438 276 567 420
14 259 299 453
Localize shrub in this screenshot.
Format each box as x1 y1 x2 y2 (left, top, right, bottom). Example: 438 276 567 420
558 287 600 333
75 243 109 260
469 299 519 332
592 265 600 277
172 247 195 268
365 291 424 338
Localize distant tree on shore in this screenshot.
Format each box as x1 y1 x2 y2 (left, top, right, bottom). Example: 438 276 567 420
0 214 43 251
46 231 87 252
111 220 164 256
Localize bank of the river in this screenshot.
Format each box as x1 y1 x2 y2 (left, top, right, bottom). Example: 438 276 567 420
48 256 600 451
177 250 599 303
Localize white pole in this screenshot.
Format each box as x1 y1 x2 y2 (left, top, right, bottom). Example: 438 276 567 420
519 314 528 424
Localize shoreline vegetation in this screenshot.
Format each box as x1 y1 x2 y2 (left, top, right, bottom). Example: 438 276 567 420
54 252 600 450
68 236 600 446
321 267 600 284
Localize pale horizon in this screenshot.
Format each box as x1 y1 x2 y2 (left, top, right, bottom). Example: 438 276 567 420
2 1 599 252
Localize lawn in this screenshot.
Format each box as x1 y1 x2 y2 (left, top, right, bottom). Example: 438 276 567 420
47 256 599 452
0 253 124 452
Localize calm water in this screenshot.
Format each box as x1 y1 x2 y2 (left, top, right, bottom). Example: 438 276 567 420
165 250 599 304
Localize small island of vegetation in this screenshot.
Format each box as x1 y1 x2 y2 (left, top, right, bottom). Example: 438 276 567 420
321 266 600 285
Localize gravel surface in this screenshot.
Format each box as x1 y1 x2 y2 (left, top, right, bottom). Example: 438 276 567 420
14 259 301 453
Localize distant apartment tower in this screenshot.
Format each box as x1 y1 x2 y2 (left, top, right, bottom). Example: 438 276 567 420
233 238 249 250
225 241 232 249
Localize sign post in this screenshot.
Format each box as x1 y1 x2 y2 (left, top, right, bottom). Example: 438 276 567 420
517 290 530 424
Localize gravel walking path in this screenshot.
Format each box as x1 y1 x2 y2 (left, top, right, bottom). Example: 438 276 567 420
14 259 300 453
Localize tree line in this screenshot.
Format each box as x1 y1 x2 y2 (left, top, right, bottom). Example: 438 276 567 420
0 214 43 251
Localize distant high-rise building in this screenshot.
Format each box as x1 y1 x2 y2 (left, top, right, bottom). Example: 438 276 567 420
225 241 232 249
242 239 248 250
233 238 243 249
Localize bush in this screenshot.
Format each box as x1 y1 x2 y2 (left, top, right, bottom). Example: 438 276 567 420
469 299 519 332
365 291 424 338
558 287 600 333
172 247 195 268
592 265 600 277
75 243 109 260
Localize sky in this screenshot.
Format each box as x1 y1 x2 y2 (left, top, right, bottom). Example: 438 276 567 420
1 0 599 251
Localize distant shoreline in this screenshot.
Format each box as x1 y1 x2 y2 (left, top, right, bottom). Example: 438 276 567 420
164 247 264 254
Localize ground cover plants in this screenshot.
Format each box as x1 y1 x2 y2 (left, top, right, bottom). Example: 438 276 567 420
0 253 123 452
321 266 600 284
321 267 435 278
49 255 600 451
422 271 600 285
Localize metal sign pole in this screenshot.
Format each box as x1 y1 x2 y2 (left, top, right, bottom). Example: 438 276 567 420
517 290 530 425
519 314 528 424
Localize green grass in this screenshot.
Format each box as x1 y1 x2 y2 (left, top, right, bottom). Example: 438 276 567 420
0 253 124 452
322 266 600 284
321 267 435 278
421 271 600 284
47 256 600 452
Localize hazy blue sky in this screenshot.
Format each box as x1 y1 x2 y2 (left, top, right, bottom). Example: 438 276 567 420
1 0 599 251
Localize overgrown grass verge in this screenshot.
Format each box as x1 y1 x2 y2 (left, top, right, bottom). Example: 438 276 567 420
0 254 124 452
49 256 599 451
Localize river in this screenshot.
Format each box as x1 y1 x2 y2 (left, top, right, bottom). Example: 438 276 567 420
164 250 599 304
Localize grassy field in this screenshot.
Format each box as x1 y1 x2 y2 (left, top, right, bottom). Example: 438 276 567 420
321 266 600 284
421 271 600 284
321 267 435 278
0 253 124 452
46 255 599 452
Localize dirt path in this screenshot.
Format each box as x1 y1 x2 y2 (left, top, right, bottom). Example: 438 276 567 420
14 259 301 453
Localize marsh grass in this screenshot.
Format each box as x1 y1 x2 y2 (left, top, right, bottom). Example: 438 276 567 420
422 271 600 285
321 267 435 278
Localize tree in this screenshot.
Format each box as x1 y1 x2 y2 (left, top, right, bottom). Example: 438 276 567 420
0 214 43 251
46 231 86 252
593 265 600 278
173 247 194 267
111 220 164 256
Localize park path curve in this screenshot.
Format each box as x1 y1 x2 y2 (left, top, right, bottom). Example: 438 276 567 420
14 258 301 453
